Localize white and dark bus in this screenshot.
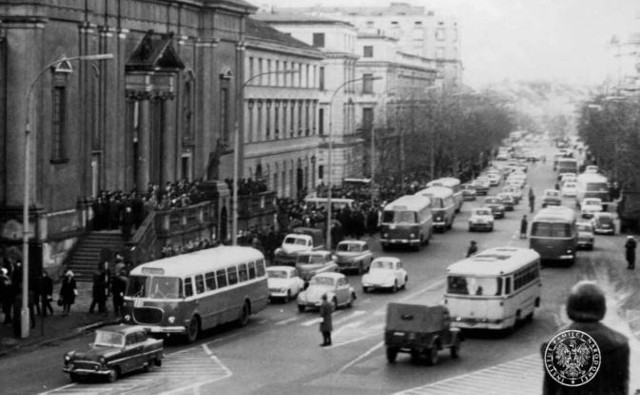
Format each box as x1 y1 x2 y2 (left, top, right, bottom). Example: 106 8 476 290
380 195 433 251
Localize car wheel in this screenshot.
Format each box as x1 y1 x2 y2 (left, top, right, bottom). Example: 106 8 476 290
237 301 250 327
185 316 200 344
392 281 398 293
298 305 305 313
358 263 364 275
362 286 369 293
69 373 80 383
154 357 162 367
402 276 408 289
332 298 338 311
285 290 292 303
427 347 439 366
450 342 460 359
489 225 494 232
386 347 399 363
468 226 474 232
107 368 119 383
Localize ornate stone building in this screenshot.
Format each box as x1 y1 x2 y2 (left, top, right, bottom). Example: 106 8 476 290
0 0 255 273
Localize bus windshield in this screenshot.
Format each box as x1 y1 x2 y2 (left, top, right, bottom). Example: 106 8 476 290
447 276 502 296
382 210 417 223
126 275 182 299
531 222 572 237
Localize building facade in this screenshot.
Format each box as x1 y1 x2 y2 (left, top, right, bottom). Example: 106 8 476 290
0 0 255 271
244 18 324 199
256 13 362 186
276 2 462 89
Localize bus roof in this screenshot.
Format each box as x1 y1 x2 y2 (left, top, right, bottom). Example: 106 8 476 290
415 186 453 199
532 206 576 222
427 177 461 188
129 246 265 278
384 195 431 211
446 247 540 276
576 173 608 183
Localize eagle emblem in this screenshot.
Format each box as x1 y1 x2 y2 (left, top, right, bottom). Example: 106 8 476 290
544 329 601 387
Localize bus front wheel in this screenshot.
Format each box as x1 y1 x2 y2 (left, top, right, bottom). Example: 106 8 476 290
238 301 251 327
185 316 200 344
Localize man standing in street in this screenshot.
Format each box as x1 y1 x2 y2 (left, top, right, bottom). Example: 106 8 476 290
520 215 528 239
319 294 333 347
625 235 636 269
89 263 110 314
466 240 478 258
528 189 535 213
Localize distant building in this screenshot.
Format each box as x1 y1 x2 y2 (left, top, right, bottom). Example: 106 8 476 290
255 13 362 186
275 2 463 88
244 18 324 198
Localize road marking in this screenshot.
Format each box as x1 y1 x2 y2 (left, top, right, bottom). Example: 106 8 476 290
275 317 298 326
399 279 445 302
334 310 366 325
301 317 323 327
337 341 384 374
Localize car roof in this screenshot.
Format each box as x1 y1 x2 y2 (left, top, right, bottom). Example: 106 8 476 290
98 324 147 334
386 194 432 211
267 266 296 272
447 247 540 276
313 272 344 279
338 240 367 246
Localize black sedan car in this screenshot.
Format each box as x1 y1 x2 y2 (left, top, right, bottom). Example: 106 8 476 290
484 196 505 219
63 325 163 383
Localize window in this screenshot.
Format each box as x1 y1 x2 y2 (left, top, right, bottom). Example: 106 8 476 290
319 165 324 180
362 108 373 131
216 269 227 288
256 259 266 277
227 266 238 285
436 47 445 59
195 274 205 294
239 264 248 282
51 86 67 162
318 108 324 135
205 272 216 290
184 277 194 297
313 33 325 48
362 74 374 94
248 261 256 279
505 277 511 295
319 67 325 91
436 28 446 41
220 86 230 142
415 21 423 26
363 45 373 58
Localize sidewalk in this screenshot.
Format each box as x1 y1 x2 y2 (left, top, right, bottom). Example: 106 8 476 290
0 281 119 358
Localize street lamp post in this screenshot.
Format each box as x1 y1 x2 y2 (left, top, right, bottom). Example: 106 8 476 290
21 53 114 338
231 68 298 245
326 76 381 250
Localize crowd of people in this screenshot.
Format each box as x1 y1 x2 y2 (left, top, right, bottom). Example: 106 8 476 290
225 178 268 196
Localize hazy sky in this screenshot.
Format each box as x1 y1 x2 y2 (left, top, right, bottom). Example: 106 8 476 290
260 0 640 88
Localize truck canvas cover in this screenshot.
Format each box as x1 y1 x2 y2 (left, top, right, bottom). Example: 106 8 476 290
386 303 447 333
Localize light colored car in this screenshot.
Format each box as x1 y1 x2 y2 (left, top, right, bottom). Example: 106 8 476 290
461 184 478 201
487 173 501 186
497 192 516 211
592 212 616 235
576 221 595 250
362 257 408 293
334 240 374 274
561 181 577 197
297 272 356 312
295 250 339 284
502 186 522 203
585 165 599 174
581 198 603 218
473 178 490 195
542 189 562 207
267 266 305 302
560 173 577 185
484 196 505 218
468 207 494 232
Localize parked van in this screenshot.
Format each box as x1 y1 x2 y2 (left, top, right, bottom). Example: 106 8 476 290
380 195 433 251
427 178 463 213
415 186 455 232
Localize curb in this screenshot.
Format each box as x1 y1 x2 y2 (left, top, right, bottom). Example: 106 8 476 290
0 319 120 358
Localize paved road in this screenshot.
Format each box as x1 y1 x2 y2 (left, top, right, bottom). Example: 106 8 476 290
1 142 638 394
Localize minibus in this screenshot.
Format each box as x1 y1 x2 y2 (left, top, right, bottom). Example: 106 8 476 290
530 206 578 266
380 195 433 251
427 177 463 213
415 186 455 232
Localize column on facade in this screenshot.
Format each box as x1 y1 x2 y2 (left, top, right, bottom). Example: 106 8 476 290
274 100 280 140
136 95 152 191
265 100 272 141
289 100 295 138
162 93 176 184
247 99 254 143
281 100 288 139
256 100 263 142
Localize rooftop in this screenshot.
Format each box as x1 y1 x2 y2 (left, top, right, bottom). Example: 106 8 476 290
255 12 354 27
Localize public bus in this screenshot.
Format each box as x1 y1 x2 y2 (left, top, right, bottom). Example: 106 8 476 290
555 158 579 177
380 195 433 251
122 246 269 343
576 173 610 209
427 177 463 213
415 186 455 232
529 206 578 266
444 247 542 331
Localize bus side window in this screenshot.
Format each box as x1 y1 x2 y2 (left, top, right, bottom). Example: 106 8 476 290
239 264 248 282
184 277 194 298
195 274 205 294
248 262 256 279
205 272 216 291
505 277 511 295
216 269 227 289
256 259 266 277
227 266 238 285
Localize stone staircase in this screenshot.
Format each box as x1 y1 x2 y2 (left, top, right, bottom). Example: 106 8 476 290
66 231 126 282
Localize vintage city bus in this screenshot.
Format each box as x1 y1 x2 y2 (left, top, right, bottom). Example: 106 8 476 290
529 206 578 266
445 247 542 331
415 186 455 232
380 195 433 251
122 246 269 343
427 177 463 213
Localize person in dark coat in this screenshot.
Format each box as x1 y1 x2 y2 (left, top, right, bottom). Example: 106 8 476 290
121 206 135 240
59 270 77 315
528 189 535 213
466 240 478 258
367 207 379 236
319 294 333 347
624 236 636 269
40 270 54 316
89 264 110 314
1 267 13 324
520 215 528 239
111 270 128 317
540 281 629 394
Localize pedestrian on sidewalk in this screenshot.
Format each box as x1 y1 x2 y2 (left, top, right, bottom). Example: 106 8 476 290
111 269 128 317
319 294 333 347
41 270 54 316
89 262 110 314
520 215 528 239
0 267 12 324
528 189 535 213
624 235 636 270
59 270 77 315
540 281 629 394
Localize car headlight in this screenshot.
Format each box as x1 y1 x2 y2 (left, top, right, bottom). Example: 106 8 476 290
64 354 71 362
410 233 415 238
168 316 175 324
99 356 106 365
383 233 388 238
124 314 131 322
